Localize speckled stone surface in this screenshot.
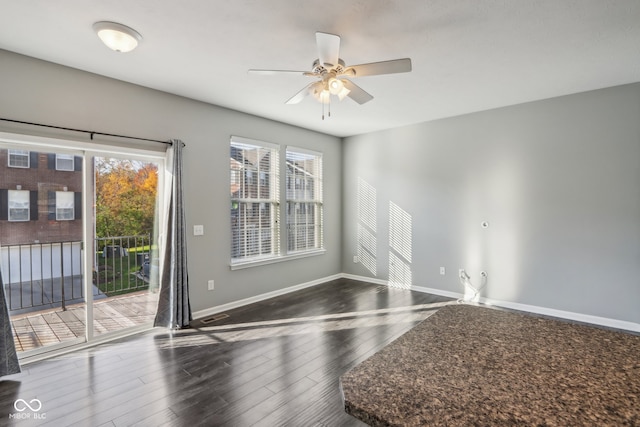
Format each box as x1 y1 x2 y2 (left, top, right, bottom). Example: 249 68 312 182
340 304 640 426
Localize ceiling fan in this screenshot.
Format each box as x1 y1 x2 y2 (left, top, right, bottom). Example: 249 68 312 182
248 32 412 118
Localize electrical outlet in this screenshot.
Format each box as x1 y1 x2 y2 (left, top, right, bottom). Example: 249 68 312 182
353 255 359 263
194 225 204 236
207 280 214 291
440 267 446 275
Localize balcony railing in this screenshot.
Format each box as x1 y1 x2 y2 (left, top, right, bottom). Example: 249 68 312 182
1 234 155 314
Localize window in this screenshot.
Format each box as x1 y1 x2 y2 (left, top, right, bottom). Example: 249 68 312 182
286 148 323 253
56 191 75 220
8 150 29 168
8 190 29 221
230 137 279 263
56 154 74 171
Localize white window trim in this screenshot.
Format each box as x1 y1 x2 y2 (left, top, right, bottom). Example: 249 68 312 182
230 135 280 150
8 189 30 222
56 153 75 171
230 248 326 270
8 149 30 168
229 138 326 269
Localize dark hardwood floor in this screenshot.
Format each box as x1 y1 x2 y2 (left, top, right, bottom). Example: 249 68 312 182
1 278 454 426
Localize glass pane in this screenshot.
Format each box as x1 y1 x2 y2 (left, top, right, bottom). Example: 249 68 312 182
92 156 161 338
286 149 322 253
230 139 278 261
1 146 86 354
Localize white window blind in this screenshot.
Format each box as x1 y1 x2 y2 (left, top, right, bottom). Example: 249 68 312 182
286 147 323 253
230 137 279 262
8 190 29 221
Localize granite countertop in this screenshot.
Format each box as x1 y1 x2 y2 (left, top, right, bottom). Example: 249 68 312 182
340 304 640 426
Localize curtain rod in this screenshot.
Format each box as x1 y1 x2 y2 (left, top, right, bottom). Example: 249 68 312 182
0 117 174 146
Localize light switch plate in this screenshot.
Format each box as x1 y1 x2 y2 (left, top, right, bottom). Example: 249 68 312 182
193 225 204 236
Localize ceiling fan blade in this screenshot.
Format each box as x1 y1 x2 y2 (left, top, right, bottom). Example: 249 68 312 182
316 32 340 68
248 69 308 76
285 84 313 104
342 79 374 104
345 58 412 77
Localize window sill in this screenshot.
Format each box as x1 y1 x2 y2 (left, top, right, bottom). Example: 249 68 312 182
230 249 326 270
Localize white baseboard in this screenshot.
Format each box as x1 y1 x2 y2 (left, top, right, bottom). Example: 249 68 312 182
193 273 640 334
341 273 389 286
410 284 462 300
192 273 343 321
341 274 640 334
477 296 640 333
411 284 640 333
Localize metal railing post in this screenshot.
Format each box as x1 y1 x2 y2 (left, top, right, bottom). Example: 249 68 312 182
60 242 66 311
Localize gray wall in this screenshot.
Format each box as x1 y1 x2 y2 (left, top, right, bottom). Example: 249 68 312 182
0 49 343 312
342 83 640 324
2 48 638 325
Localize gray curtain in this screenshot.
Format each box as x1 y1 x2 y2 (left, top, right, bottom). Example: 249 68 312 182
154 139 192 329
1 272 21 376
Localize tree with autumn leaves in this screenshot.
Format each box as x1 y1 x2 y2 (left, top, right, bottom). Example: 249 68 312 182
95 158 158 240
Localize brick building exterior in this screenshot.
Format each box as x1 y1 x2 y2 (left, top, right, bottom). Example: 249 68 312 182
0 148 83 246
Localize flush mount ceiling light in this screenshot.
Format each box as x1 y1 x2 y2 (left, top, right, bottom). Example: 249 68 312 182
93 21 142 53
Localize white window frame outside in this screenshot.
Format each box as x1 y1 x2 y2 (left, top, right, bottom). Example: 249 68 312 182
285 147 323 254
8 189 30 221
8 149 29 168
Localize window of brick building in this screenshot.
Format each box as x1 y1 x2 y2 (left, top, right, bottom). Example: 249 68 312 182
8 189 30 221
8 149 29 168
56 191 75 220
56 153 75 171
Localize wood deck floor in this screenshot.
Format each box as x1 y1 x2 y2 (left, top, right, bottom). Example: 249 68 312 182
10 291 158 352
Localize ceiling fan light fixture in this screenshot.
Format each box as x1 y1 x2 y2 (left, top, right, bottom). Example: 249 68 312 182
316 89 331 104
93 21 142 53
328 77 344 95
337 86 351 101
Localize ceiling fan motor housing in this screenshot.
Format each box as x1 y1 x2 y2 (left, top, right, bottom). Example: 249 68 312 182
312 58 347 76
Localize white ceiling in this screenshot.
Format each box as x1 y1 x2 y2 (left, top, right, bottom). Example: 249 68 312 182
0 0 639 137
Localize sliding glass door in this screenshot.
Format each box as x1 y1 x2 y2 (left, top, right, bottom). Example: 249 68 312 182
0 136 164 357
